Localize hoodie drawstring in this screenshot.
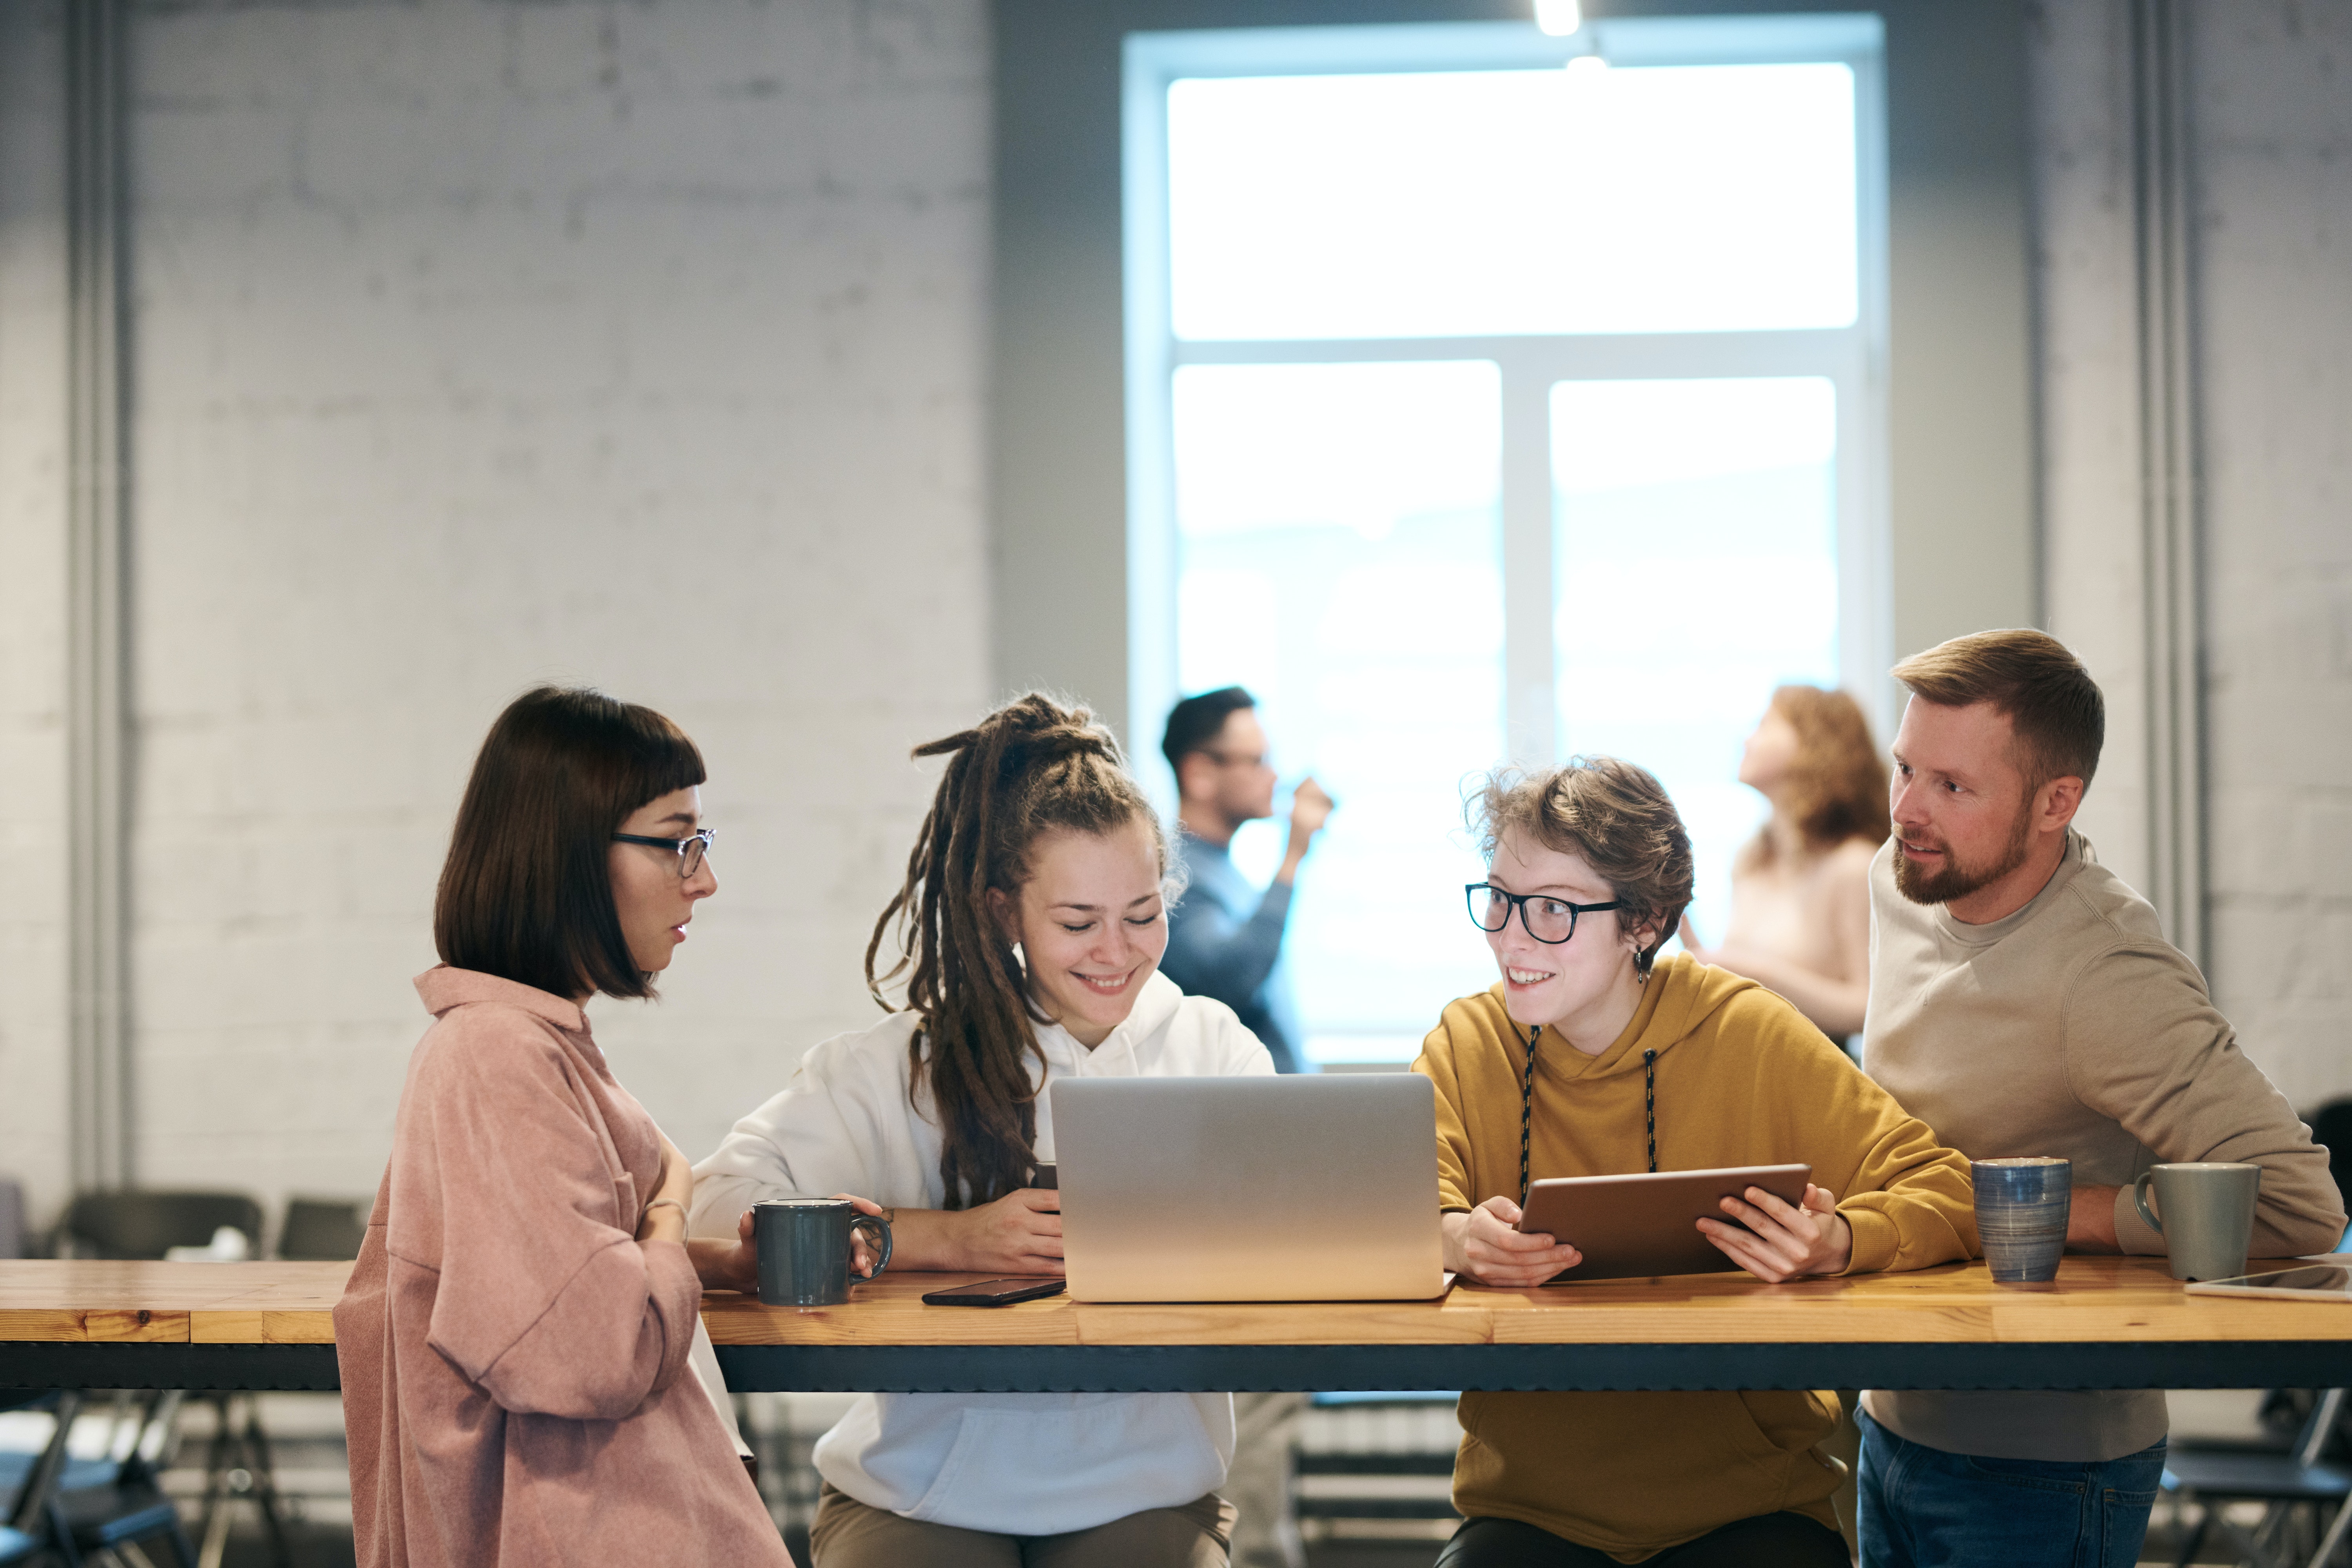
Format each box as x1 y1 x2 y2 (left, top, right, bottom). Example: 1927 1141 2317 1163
1519 1031 1661 1207
1517 1025 1540 1206
1642 1049 1659 1174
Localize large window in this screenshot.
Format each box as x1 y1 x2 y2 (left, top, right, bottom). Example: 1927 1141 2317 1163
1126 17 1889 1063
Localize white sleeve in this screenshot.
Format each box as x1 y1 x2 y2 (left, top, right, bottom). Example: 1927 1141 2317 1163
1221 1010 1278 1076
688 1036 911 1237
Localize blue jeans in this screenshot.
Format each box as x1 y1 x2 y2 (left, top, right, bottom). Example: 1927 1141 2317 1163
1858 1408 2164 1568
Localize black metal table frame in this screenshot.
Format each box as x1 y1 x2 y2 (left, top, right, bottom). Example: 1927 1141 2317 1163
9 1340 2352 1393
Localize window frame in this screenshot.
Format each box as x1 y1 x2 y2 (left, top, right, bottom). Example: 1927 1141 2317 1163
1122 15 1894 804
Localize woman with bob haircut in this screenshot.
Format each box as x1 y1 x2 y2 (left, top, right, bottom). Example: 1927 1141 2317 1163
1679 684 1891 1043
1417 757 1975 1568
335 686 789 1568
692 693 1271 1567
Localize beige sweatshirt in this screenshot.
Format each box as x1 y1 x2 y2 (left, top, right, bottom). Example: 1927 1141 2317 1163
1860 831 2345 1462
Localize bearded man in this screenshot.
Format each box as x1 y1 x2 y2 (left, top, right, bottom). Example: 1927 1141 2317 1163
1855 629 2344 1568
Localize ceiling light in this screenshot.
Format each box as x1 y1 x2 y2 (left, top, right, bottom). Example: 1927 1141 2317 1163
1534 0 1582 38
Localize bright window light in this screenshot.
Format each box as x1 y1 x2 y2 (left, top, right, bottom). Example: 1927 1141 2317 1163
1551 377 1841 944
1172 362 1504 1060
1169 62 1858 340
1132 19 1886 1062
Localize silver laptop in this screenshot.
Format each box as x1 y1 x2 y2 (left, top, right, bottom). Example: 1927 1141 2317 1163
1051 1074 1446 1302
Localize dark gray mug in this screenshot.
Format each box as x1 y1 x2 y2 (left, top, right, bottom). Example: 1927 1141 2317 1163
752 1198 892 1307
1974 1157 2071 1284
2133 1162 2262 1282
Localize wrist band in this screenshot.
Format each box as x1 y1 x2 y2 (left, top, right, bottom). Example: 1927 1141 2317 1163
644 1198 687 1222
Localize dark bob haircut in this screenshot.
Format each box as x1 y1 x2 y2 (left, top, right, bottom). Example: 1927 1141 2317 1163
1161 686 1257 775
434 686 706 1002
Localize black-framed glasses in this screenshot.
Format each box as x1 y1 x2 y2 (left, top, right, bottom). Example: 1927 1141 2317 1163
613 828 715 878
1465 883 1622 945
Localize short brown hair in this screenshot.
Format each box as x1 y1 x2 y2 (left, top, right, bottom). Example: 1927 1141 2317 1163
1745 685 1891 870
1891 629 2105 789
1472 757 1694 976
435 686 706 1002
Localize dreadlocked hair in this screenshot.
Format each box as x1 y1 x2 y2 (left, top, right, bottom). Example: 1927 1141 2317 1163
865 693 1177 1210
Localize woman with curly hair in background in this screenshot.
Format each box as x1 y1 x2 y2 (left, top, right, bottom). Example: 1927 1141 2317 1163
1681 685 1890 1045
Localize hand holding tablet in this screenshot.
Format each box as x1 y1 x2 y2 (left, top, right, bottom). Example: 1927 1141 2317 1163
1697 1181 1851 1282
1451 1195 1586 1287
1503 1164 1829 1285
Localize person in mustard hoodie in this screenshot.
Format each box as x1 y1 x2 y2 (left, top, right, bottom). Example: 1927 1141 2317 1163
1420 757 1978 1568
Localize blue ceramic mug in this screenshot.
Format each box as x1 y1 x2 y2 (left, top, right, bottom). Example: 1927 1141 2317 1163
1974 1157 2071 1285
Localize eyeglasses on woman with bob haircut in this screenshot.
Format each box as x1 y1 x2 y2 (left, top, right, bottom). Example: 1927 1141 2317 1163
434 686 706 1002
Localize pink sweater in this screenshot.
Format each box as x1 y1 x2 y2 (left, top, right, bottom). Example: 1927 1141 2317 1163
334 967 789 1566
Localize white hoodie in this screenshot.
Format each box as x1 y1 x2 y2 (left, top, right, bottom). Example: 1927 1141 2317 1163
690 971 1272 1535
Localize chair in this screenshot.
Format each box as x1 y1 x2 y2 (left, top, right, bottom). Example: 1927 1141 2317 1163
2 1390 81 1566
53 1390 197 1568
274 1198 366 1262
0 1180 26 1261
0 1390 116 1513
2164 1387 2352 1568
59 1192 261 1261
188 1389 292 1568
2309 1100 2352 1227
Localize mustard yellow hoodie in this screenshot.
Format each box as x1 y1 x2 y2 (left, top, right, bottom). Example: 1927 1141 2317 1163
1415 953 1976 1562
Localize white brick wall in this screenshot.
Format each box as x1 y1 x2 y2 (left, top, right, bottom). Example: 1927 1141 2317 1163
2189 0 2352 1110
2035 0 2352 1108
117 0 991 1216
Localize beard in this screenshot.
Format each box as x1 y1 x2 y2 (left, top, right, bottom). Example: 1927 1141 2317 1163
1892 804 2036 906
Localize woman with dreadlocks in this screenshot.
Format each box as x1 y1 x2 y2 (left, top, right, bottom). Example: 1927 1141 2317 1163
692 693 1267 1567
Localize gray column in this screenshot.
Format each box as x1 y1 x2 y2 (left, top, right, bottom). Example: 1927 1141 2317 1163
2128 0 2207 966
65 0 131 1191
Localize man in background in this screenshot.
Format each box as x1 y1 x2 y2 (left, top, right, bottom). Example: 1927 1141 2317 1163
1159 686 1332 1568
1160 686 1332 1076
1858 630 2345 1568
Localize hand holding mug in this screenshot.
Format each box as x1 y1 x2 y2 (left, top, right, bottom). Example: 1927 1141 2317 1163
832 1194 892 1278
752 1197 894 1308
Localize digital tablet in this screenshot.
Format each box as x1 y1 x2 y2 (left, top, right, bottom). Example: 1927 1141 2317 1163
1514 1164 1813 1283
2184 1265 2352 1303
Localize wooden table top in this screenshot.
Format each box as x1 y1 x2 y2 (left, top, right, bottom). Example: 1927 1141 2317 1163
0 1261 354 1346
9 1256 2352 1351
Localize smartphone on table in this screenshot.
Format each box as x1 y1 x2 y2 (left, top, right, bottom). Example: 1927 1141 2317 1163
920 1277 1067 1307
